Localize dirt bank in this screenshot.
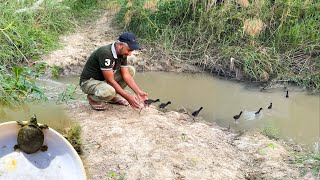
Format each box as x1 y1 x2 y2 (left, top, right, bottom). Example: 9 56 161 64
39 10 307 180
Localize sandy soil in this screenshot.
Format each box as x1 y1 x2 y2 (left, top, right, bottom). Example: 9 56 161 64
39 10 308 180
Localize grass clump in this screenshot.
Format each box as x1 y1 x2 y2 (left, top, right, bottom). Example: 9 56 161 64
56 84 78 104
292 151 320 177
107 170 127 180
261 122 281 140
64 124 82 154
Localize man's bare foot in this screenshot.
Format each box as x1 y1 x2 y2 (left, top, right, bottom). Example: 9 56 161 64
87 95 107 111
108 97 129 106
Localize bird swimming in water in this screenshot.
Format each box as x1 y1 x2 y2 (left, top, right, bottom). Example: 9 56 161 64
159 101 171 109
285 90 289 98
144 99 160 106
255 108 263 115
233 111 242 121
192 107 203 120
268 103 272 109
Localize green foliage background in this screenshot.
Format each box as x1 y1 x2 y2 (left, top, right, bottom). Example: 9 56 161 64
0 0 102 65
0 0 104 105
115 0 320 91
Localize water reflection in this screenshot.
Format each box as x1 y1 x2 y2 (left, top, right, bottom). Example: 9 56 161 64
0 102 74 133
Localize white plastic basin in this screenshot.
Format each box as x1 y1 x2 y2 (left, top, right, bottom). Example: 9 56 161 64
0 121 86 180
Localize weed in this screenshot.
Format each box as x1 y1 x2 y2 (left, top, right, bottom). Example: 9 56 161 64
107 170 126 180
292 151 320 177
261 122 281 140
0 62 60 106
64 124 82 154
56 84 77 104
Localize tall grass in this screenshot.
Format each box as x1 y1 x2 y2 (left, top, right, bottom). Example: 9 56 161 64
115 0 320 91
0 0 102 65
0 0 104 106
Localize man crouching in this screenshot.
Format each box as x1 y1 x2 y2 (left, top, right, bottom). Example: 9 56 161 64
79 32 148 110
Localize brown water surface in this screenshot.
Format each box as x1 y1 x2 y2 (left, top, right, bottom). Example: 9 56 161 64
17 71 319 151
0 103 74 134
134 72 320 151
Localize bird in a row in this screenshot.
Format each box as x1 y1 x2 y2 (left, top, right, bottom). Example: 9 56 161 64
143 99 172 109
144 99 160 106
139 99 160 114
233 89 290 122
233 102 272 121
143 89 289 123
143 99 203 120
145 89 287 122
192 107 203 121
159 101 171 109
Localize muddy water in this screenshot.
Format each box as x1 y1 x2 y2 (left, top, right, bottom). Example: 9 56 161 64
134 72 320 151
0 103 74 134
43 72 320 151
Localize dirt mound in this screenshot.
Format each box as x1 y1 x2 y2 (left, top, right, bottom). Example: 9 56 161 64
65 101 299 179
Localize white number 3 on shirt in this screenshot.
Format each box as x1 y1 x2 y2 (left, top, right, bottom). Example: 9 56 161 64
105 59 111 66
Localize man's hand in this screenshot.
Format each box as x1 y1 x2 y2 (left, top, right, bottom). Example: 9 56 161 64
127 95 141 110
137 91 148 102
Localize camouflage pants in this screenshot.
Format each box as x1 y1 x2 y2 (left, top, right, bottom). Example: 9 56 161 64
80 66 135 102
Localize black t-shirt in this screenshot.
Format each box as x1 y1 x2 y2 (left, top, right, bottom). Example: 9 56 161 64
80 43 127 85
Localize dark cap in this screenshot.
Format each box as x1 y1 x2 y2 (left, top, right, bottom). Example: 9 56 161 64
118 32 140 50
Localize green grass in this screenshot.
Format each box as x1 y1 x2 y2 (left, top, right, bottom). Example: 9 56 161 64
106 170 127 180
0 63 60 107
56 84 78 104
0 0 106 106
261 122 281 140
114 0 320 91
261 120 320 177
261 121 320 177
292 151 320 177
0 0 103 65
64 124 82 154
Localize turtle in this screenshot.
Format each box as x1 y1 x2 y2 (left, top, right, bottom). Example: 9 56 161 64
14 114 48 154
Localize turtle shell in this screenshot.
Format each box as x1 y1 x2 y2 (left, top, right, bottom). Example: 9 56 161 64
17 125 44 154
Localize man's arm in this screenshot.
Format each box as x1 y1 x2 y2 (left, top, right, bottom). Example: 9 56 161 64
120 67 148 101
102 70 140 108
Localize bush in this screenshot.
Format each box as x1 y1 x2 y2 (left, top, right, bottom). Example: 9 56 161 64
0 62 60 106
